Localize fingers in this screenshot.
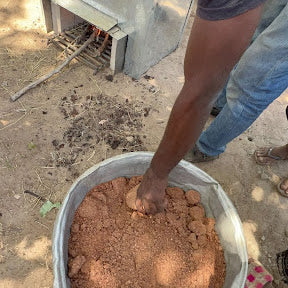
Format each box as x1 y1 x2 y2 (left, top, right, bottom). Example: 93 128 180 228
135 198 145 214
135 197 166 215
163 198 168 210
143 198 158 215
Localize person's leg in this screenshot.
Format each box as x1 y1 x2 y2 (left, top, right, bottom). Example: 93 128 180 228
212 79 229 110
253 0 287 39
211 0 287 114
196 3 288 157
254 144 288 165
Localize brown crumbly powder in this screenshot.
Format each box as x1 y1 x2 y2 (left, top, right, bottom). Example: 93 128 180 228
68 176 226 288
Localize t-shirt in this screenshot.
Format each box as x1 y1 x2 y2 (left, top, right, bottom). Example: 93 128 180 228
197 0 267 20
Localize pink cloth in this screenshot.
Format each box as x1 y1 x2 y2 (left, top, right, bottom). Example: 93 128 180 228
245 260 273 288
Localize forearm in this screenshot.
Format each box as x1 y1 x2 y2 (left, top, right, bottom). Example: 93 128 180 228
150 7 263 179
150 77 218 178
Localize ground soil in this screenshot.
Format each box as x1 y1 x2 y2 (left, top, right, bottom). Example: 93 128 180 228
0 1 288 288
68 176 225 288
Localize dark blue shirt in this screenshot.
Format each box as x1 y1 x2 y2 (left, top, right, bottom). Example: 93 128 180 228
197 0 267 20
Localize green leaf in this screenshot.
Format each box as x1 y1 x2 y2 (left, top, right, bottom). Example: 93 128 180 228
28 142 36 150
40 200 61 217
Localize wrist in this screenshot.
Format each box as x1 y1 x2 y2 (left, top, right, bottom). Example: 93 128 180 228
149 158 170 181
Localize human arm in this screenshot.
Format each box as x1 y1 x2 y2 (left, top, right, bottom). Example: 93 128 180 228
136 5 264 214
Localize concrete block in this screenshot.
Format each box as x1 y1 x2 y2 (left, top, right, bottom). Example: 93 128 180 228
40 0 53 33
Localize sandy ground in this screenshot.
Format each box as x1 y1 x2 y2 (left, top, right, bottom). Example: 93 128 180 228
0 1 287 287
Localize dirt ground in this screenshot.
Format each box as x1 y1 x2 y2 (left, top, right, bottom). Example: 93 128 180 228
0 1 287 287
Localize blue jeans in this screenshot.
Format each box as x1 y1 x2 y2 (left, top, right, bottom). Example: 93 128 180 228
197 1 288 156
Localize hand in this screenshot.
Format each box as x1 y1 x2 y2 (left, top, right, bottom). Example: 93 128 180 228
135 167 168 215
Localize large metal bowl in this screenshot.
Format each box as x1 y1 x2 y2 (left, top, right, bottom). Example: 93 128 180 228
52 152 248 288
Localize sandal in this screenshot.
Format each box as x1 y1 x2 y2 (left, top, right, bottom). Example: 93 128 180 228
277 178 288 198
184 146 219 163
210 106 221 117
254 147 284 165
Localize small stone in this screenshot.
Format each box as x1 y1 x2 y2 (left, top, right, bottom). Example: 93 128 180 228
156 119 165 124
185 190 201 205
52 139 59 147
149 86 156 93
68 255 86 278
143 107 150 117
198 235 208 247
188 220 206 236
105 75 113 82
188 233 196 242
189 205 205 220
204 218 216 234
91 192 107 204
131 211 140 220
126 136 134 142
261 235 265 241
166 187 185 199
13 194 21 200
188 233 199 250
126 184 140 210
0 255 5 263
71 223 80 233
144 75 154 80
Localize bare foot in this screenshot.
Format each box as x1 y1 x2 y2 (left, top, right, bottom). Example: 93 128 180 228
254 144 288 165
278 178 288 198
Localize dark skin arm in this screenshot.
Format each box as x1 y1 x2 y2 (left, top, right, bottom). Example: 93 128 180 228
136 6 263 215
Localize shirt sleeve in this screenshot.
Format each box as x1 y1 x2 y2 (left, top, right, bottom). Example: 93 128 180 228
197 0 267 21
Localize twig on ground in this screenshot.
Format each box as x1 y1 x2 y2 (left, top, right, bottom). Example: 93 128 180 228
34 220 49 230
35 170 43 185
71 161 81 166
29 57 47 76
11 31 97 102
24 190 47 202
40 166 56 169
90 77 102 94
127 111 133 123
0 113 27 131
87 150 95 161
1 83 13 96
